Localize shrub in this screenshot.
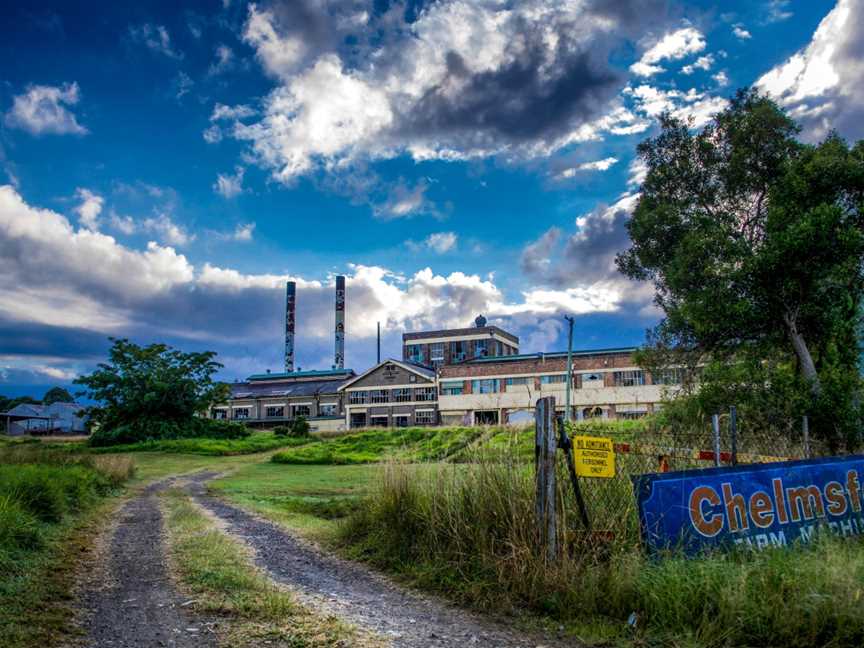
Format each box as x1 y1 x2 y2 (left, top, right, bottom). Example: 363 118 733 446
290 416 310 437
0 495 42 557
272 425 291 437
89 417 250 447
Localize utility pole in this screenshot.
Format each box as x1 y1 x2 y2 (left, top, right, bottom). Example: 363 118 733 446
564 315 574 422
377 321 381 363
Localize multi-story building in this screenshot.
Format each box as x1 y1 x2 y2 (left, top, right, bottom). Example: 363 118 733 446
211 368 354 433
437 348 680 425
338 359 438 428
402 315 519 369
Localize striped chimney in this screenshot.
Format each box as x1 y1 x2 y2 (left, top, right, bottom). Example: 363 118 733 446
334 275 346 369
285 281 296 373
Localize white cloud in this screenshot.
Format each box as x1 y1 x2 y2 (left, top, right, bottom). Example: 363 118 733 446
732 24 752 40
756 0 864 141
626 85 727 127
556 157 619 179
373 178 439 220
73 188 104 230
129 23 183 59
765 0 793 24
203 125 222 144
682 54 714 75
214 167 245 199
712 70 730 87
232 223 255 241
208 45 234 76
630 26 706 77
4 82 88 136
173 72 194 100
211 103 257 121
142 213 194 247
109 210 137 235
408 231 458 254
242 3 308 79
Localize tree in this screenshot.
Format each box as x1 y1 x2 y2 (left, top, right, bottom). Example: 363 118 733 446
42 386 74 405
75 338 231 440
618 89 864 444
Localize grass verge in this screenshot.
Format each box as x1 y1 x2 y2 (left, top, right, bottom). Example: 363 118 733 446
161 488 381 647
88 431 317 456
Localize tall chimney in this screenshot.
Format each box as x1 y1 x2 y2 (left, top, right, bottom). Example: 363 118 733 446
284 281 296 373
334 275 346 369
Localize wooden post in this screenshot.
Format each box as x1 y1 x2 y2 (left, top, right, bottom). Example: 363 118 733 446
712 414 721 466
535 396 557 561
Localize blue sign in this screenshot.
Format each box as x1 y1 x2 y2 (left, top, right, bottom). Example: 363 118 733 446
632 455 864 555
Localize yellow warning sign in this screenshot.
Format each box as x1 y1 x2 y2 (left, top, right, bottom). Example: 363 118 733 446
573 435 615 478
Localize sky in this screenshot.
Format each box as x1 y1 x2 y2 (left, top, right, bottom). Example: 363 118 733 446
1 0 861 397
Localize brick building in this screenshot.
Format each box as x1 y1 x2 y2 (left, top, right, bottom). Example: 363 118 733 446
402 314 519 369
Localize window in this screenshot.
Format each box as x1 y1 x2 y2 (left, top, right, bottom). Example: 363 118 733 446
393 388 412 402
655 368 684 385
619 410 648 420
415 386 436 402
440 381 463 396
430 343 445 366
293 405 311 417
319 403 337 417
541 374 567 384
406 344 424 363
233 407 250 419
349 391 368 405
506 377 530 385
370 389 389 404
450 341 467 363
474 339 488 358
213 409 227 420
369 415 388 427
415 410 435 425
613 370 645 387
471 378 500 394
265 406 284 418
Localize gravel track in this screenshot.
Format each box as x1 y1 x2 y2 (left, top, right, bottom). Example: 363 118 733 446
185 472 574 648
77 482 217 648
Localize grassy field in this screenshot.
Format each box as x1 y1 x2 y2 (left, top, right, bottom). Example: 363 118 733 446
88 430 317 456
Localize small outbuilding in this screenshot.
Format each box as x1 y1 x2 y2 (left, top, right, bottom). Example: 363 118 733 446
1 402 88 436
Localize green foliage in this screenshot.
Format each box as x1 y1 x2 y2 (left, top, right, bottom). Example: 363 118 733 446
0 394 39 413
291 415 310 437
88 417 250 447
271 426 486 465
89 431 315 456
75 338 230 445
618 89 864 448
41 387 73 406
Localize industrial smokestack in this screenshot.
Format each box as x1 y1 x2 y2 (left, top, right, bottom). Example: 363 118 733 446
334 275 346 369
285 281 296 373
377 321 381 364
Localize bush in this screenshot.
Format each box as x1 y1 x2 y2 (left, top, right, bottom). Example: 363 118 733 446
291 416 310 437
89 417 250 447
0 496 42 557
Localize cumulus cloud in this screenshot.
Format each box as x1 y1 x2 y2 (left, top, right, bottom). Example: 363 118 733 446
681 54 714 75
142 213 194 247
408 232 458 254
232 222 255 241
220 0 668 187
73 188 104 230
214 167 245 199
129 23 183 59
4 82 88 136
208 44 234 76
625 84 727 127
555 157 619 179
756 0 864 141
732 24 752 40
764 0 793 24
0 185 654 379
630 26 706 77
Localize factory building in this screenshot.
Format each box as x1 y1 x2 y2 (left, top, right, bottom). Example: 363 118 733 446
437 348 680 425
403 314 519 369
338 360 437 428
212 368 354 433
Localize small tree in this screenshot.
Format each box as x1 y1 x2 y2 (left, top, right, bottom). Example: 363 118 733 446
75 338 230 443
43 386 74 405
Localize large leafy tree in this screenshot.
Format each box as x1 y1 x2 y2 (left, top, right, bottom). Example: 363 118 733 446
42 386 74 405
618 89 864 442
75 338 229 432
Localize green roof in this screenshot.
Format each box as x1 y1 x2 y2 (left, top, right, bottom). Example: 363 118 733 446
465 347 638 364
247 368 355 381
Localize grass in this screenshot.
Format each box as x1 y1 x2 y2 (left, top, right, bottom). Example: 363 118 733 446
209 462 376 541
0 447 135 648
88 430 317 456
161 488 381 647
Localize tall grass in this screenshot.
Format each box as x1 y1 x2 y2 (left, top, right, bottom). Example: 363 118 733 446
341 445 864 646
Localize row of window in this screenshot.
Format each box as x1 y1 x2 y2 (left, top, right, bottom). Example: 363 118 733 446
348 386 436 405
405 340 516 365
438 369 684 395
214 403 338 420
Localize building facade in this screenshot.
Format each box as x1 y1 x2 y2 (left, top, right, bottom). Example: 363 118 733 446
403 315 519 370
339 360 438 429
2 402 87 436
437 348 680 425
212 368 354 433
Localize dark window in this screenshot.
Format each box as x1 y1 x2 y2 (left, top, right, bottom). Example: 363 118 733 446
415 386 436 401
450 341 467 363
613 370 645 387
213 409 227 420
319 403 337 416
541 374 567 384
506 377 530 385
474 339 488 358
265 406 284 417
406 344 424 363
393 388 412 403
472 379 499 394
349 391 368 404
233 407 250 419
370 389 389 404
415 410 435 425
440 381 463 395
293 405 311 417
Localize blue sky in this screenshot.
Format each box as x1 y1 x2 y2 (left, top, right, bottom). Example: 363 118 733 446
0 0 860 397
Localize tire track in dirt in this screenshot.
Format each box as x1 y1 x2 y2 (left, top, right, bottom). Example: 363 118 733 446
185 472 575 648
77 482 217 647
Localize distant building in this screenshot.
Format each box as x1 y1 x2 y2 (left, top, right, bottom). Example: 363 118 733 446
402 314 519 369
210 368 355 434
338 359 438 429
2 402 88 436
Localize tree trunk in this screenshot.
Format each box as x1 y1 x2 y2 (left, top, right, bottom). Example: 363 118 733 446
784 312 822 397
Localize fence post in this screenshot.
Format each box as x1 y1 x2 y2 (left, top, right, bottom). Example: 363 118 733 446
535 396 557 561
729 406 738 466
803 415 810 458
712 414 721 466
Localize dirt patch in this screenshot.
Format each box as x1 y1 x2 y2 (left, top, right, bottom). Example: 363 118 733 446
76 482 218 647
185 473 575 648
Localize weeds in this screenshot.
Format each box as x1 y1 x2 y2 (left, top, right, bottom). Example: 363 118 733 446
89 431 314 456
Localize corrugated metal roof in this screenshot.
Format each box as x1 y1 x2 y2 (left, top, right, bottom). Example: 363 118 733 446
246 368 355 381
229 378 347 399
463 347 638 364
